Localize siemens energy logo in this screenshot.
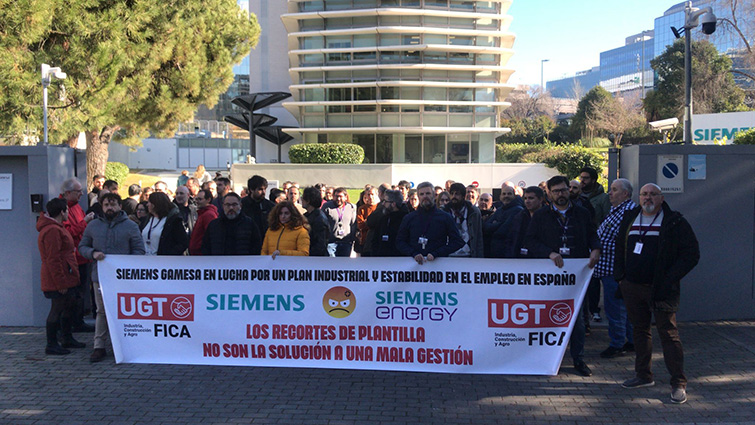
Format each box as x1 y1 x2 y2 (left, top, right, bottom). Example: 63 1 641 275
487 299 573 328
118 293 194 321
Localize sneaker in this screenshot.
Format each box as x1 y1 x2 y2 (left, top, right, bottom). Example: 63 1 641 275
90 348 107 363
574 361 592 377
592 313 602 322
600 345 626 358
45 344 71 355
622 342 635 352
621 377 655 388
671 387 687 404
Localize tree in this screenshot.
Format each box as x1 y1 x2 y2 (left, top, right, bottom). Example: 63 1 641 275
570 86 613 140
0 0 260 188
499 86 556 144
643 38 746 123
718 0 755 83
586 95 645 148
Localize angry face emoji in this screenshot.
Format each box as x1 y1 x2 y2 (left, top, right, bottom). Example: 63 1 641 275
322 286 356 318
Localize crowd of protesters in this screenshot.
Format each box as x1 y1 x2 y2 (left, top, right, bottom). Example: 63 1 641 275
37 165 698 403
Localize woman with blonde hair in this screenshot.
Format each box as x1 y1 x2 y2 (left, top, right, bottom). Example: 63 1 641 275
193 164 212 184
261 201 310 259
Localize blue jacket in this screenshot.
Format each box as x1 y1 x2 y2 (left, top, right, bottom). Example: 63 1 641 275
396 206 464 258
483 201 523 258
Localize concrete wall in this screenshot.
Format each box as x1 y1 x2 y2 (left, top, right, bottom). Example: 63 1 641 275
620 144 755 321
230 163 559 193
0 145 87 326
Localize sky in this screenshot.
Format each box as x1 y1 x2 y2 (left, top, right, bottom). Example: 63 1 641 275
507 0 684 87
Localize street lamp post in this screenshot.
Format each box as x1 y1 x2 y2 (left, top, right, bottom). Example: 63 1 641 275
541 59 550 91
675 2 716 144
41 64 66 145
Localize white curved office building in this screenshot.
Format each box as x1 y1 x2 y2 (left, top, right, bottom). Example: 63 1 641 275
281 0 515 163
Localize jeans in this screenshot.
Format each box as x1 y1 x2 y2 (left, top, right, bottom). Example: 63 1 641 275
601 276 633 348
620 280 686 388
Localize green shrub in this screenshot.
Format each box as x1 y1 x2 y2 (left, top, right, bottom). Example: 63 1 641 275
105 162 129 185
733 128 755 145
498 143 604 178
289 143 365 164
580 137 612 148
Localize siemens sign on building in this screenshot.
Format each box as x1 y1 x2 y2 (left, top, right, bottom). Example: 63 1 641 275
692 111 755 144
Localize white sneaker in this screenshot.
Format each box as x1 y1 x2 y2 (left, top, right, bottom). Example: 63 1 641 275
671 387 687 404
592 313 602 322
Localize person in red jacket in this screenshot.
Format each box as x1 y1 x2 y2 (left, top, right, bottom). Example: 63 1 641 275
189 189 218 255
60 178 96 332
37 198 87 355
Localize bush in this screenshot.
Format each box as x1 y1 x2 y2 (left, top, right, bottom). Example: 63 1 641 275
497 143 604 178
580 137 612 148
289 143 365 164
733 128 755 145
105 162 129 185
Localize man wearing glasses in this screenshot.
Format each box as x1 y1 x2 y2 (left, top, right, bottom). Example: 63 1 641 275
524 175 601 377
370 189 408 257
614 183 699 404
202 193 261 255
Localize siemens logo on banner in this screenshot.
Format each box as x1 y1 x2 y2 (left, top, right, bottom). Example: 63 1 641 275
694 127 751 142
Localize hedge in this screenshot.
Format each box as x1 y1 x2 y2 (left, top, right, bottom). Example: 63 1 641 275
289 143 365 164
733 128 755 145
496 143 604 178
105 162 129 186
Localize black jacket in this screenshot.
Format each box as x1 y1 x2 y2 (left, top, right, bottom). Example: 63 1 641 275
202 213 262 255
614 202 699 312
396 206 464 258
483 201 524 258
304 208 329 257
156 208 190 255
371 208 409 257
524 203 600 259
241 196 275 237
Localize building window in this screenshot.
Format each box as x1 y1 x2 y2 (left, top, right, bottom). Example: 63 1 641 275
423 135 446 163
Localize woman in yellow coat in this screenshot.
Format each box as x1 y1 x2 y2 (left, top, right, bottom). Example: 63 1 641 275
261 201 310 258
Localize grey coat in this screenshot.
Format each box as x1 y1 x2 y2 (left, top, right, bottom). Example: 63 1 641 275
79 211 145 282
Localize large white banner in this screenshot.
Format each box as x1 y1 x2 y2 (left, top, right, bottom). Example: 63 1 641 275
98 256 592 375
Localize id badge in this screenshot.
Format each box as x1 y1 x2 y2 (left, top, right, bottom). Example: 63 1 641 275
519 248 528 256
337 229 345 236
633 242 644 254
559 247 570 256
382 235 389 242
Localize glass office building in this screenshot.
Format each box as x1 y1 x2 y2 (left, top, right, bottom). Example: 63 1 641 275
547 67 601 99
280 0 515 163
600 31 654 97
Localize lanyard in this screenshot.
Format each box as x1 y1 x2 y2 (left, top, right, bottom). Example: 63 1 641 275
147 217 163 241
336 205 345 222
638 210 661 241
276 226 285 250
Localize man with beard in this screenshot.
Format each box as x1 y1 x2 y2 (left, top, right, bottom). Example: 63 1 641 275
203 193 261 255
524 175 600 377
362 183 393 257
301 186 329 257
78 193 145 362
173 186 197 234
615 183 699 404
396 182 464 265
211 177 232 210
88 175 105 207
322 187 357 257
189 189 217 255
579 167 611 225
441 183 483 258
371 189 409 257
241 175 275 237
505 186 545 258
483 184 523 258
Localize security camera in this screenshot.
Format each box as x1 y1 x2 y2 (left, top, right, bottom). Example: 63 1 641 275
700 11 716 35
649 118 679 132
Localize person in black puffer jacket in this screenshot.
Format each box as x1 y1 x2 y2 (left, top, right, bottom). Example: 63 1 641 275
203 192 261 255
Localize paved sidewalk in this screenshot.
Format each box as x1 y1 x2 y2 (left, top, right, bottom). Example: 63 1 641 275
1 321 754 424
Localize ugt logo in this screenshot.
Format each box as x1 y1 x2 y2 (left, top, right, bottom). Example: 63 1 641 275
117 293 194 321
487 299 573 328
